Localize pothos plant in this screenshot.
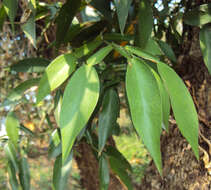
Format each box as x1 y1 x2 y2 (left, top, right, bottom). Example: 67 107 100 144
1 0 211 189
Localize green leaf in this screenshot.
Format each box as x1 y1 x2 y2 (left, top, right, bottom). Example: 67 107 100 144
184 3 211 27
4 142 19 173
0 5 7 31
114 0 132 34
143 38 163 56
157 40 177 63
99 154 110 190
109 156 133 190
18 157 30 190
157 62 199 159
8 161 19 190
60 65 100 163
36 53 76 104
56 0 82 46
10 58 49 73
3 0 18 31
98 89 120 153
20 124 35 136
53 152 73 190
7 78 40 102
103 33 134 42
21 14 36 48
48 130 62 158
87 45 113 66
6 112 19 147
200 24 211 74
126 57 162 173
106 145 132 172
136 0 153 48
54 91 63 125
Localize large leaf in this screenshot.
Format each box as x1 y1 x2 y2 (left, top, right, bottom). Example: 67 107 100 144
157 62 199 159
21 14 36 48
60 65 99 162
200 24 211 74
53 152 73 190
36 53 76 104
184 3 211 27
18 157 30 190
136 0 153 48
99 154 110 190
87 45 113 66
56 0 82 46
8 161 19 190
143 38 163 56
126 57 162 173
3 0 18 31
10 58 49 73
6 112 19 147
114 0 132 34
7 78 40 102
98 89 120 153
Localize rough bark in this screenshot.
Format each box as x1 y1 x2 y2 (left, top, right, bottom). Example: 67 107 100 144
140 25 211 190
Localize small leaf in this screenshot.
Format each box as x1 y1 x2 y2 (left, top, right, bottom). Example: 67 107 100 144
136 0 153 48
157 62 199 159
54 91 63 125
98 89 120 153
184 3 211 27
87 45 113 66
10 58 49 73
48 130 62 158
60 65 99 163
0 5 7 31
126 57 162 173
99 154 110 190
6 112 19 147
3 0 18 31
142 38 163 56
8 161 19 190
36 53 76 104
21 14 36 48
109 156 133 190
200 24 211 74
7 78 40 102
18 157 30 190
157 40 177 63
53 152 73 190
114 0 132 34
56 0 82 46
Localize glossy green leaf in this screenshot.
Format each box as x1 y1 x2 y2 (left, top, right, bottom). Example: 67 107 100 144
21 14 36 48
8 161 19 190
99 154 110 190
0 5 6 31
184 3 211 27
54 91 63 125
73 37 103 59
157 40 177 63
60 65 100 163
157 62 199 159
36 53 76 104
109 156 133 190
18 157 30 190
136 0 153 48
98 89 120 153
87 45 113 66
126 57 162 173
106 145 132 172
56 0 82 46
200 25 211 74
4 142 19 173
10 58 49 73
53 152 73 190
143 38 163 56
3 0 18 31
6 112 19 147
7 78 40 102
114 0 132 34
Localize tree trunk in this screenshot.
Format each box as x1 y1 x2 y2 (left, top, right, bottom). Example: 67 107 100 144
140 26 211 190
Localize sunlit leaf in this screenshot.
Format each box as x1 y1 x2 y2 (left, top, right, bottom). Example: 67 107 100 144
98 89 120 153
200 24 211 74
60 65 99 163
99 154 110 190
114 0 132 34
126 57 162 173
36 53 76 104
0 5 7 31
18 157 30 190
157 62 199 159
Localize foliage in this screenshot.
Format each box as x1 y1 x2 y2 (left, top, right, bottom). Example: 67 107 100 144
0 0 210 189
